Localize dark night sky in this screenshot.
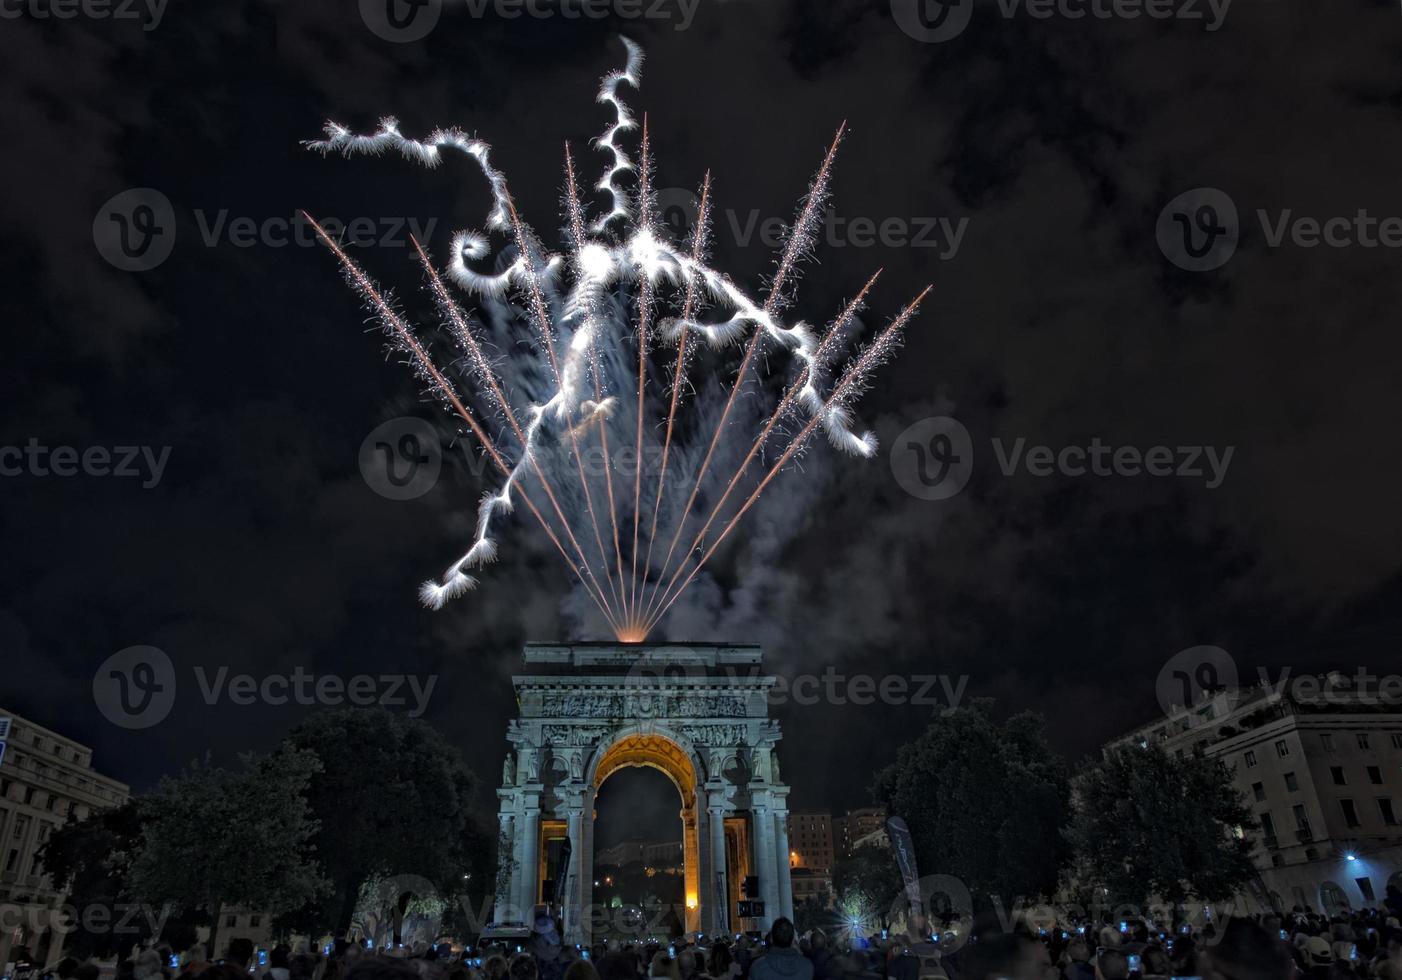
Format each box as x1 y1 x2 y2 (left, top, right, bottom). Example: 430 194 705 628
3 0 1401 845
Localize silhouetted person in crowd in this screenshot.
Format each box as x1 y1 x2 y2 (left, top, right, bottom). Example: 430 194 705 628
341 958 424 980
1092 948 1126 980
226 939 255 974
749 919 813 980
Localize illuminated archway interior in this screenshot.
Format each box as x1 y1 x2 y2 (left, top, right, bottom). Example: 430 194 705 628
592 734 703 930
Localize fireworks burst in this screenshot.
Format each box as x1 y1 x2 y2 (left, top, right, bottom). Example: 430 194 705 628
304 37 928 642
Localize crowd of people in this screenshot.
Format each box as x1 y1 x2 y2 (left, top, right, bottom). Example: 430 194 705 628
27 892 1402 980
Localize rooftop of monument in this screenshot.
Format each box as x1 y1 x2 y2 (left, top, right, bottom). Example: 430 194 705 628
518 641 766 674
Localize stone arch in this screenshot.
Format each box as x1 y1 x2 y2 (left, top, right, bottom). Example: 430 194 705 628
492 643 794 944
586 728 704 934
587 727 705 804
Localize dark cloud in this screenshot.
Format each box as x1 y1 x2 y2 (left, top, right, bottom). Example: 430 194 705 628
2 0 1399 825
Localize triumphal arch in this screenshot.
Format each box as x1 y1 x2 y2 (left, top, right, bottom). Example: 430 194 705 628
492 642 795 942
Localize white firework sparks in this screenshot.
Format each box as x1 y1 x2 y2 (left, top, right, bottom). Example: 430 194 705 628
304 37 928 641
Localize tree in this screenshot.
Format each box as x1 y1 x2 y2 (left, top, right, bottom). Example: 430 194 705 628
1066 741 1256 908
37 802 204 958
872 703 1070 917
274 707 487 937
129 750 328 957
833 843 901 929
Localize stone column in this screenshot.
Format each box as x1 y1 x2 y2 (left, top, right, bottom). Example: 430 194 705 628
519 801 541 918
708 801 728 934
564 804 585 944
774 809 794 921
682 803 701 934
751 802 778 932
581 788 597 944
494 811 515 924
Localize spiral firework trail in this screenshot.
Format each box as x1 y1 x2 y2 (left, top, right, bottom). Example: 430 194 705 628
304 37 929 642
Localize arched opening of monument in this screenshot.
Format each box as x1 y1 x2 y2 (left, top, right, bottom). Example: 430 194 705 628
593 767 685 937
590 733 702 935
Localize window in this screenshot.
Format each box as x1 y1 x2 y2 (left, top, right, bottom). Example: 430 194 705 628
1357 878 1376 902
1322 734 1335 751
1244 750 1258 768
249 915 262 927
1276 739 1290 757
1260 812 1277 839
1380 799 1397 826
1358 733 1371 750
4 849 18 872
1332 766 1348 785
1368 766 1382 785
1285 772 1299 792
1392 733 1402 749
1253 782 1266 801
225 915 236 927
1341 799 1361 828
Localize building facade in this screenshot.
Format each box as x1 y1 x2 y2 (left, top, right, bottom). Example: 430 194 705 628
834 806 888 858
0 710 130 969
787 811 834 875
1113 674 1402 914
